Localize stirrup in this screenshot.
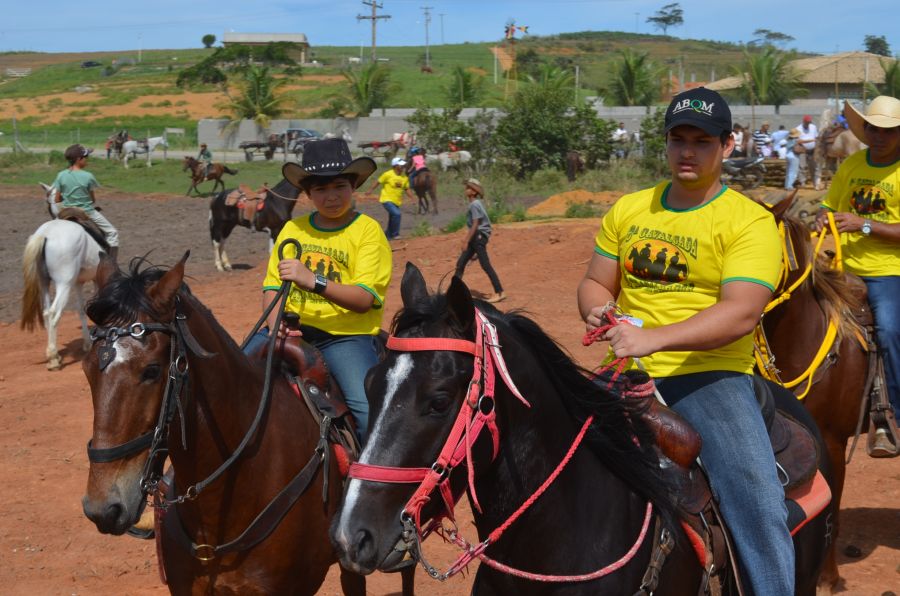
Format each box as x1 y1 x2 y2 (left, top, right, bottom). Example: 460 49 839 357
867 413 900 458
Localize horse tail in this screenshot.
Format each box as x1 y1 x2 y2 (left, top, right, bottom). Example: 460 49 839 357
223 166 239 176
21 233 47 331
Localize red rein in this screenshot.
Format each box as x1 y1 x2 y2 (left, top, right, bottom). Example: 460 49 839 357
347 308 654 582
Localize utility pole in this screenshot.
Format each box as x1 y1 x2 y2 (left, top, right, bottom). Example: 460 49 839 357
357 0 391 62
439 13 445 45
421 6 433 68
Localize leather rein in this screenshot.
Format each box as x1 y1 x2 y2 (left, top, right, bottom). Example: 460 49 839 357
348 308 656 584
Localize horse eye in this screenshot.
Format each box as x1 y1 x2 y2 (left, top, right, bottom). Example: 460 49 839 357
140 363 162 383
429 395 453 415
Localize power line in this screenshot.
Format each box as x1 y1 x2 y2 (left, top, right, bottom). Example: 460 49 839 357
421 6 433 67
357 0 391 62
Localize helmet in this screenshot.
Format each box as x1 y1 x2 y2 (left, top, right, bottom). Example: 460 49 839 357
409 146 420 155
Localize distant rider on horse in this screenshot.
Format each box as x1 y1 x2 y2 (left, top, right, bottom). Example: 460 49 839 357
197 143 212 178
406 146 428 187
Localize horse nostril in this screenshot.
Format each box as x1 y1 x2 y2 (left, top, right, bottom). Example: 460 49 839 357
105 502 124 524
353 528 375 562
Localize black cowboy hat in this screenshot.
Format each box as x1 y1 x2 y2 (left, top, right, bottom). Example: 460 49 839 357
282 138 376 190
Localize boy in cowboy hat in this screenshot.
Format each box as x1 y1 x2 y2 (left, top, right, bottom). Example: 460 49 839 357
578 88 793 595
53 144 119 261
454 178 505 303
817 95 900 456
248 138 390 442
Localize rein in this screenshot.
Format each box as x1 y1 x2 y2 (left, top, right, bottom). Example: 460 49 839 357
754 213 843 399
349 308 656 584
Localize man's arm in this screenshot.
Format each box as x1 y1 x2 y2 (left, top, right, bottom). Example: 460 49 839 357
577 252 620 329
601 281 772 359
816 207 900 242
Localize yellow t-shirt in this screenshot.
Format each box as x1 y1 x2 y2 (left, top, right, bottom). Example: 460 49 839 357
264 212 392 336
377 170 409 206
595 182 782 377
821 149 900 277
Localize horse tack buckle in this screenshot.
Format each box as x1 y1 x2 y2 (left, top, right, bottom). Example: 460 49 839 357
193 543 216 562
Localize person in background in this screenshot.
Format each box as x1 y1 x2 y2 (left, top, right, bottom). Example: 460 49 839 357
731 123 747 157
455 178 506 303
612 121 630 159
406 146 428 188
771 125 790 159
784 128 802 190
752 121 773 157
246 138 390 442
197 143 213 178
366 156 416 241
817 96 900 456
578 87 793 595
53 144 119 262
797 115 820 189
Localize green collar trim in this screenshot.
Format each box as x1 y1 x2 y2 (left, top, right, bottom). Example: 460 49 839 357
661 182 728 212
309 211 360 232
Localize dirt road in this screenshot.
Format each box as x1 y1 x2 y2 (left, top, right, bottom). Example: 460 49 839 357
0 187 896 594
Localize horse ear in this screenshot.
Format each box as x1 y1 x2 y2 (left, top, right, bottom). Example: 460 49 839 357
400 262 428 307
148 251 190 311
768 188 799 223
95 251 118 290
446 276 475 337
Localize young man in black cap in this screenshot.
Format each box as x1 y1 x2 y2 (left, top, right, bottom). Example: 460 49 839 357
247 138 390 442
53 143 119 261
577 88 793 595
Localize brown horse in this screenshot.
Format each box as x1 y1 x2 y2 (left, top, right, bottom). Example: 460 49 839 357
182 156 238 196
762 194 872 594
80 254 412 594
411 169 438 214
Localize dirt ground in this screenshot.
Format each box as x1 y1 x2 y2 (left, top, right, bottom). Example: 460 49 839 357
0 185 897 595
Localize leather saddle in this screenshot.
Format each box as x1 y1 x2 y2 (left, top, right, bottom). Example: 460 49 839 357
56 207 110 252
225 183 269 226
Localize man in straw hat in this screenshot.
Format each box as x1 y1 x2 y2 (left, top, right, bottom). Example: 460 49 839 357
579 87 794 595
246 138 390 442
454 178 505 303
817 95 900 456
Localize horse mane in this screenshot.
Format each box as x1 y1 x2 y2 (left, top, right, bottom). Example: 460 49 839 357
390 296 680 526
780 214 864 344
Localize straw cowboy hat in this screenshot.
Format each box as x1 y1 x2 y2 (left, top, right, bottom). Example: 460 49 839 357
844 96 900 144
464 178 484 197
283 138 376 189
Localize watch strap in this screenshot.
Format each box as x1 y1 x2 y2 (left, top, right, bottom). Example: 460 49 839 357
312 274 328 294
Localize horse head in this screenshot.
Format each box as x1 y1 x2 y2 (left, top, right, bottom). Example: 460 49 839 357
182 155 196 172
39 182 59 218
81 253 190 534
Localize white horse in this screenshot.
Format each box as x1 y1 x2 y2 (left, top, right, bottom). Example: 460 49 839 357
121 135 167 168
21 219 104 370
427 150 473 171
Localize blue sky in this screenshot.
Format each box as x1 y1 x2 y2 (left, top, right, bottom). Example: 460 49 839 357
1 0 894 55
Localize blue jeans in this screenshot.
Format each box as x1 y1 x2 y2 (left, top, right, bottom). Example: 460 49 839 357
861 276 900 419
381 201 401 240
243 329 378 443
655 371 794 596
784 152 800 189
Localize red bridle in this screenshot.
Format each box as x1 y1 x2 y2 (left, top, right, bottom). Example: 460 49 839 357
347 308 655 582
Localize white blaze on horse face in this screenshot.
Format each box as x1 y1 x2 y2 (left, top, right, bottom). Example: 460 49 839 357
108 338 139 369
336 353 414 547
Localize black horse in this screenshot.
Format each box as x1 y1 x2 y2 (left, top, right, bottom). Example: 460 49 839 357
209 178 301 271
331 263 834 595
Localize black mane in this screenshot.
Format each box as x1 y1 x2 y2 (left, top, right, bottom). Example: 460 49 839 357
391 295 680 525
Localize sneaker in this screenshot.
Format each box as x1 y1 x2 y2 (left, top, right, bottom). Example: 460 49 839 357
870 427 899 458
486 292 506 304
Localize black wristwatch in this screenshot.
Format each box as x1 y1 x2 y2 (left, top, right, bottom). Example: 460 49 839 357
312 273 328 294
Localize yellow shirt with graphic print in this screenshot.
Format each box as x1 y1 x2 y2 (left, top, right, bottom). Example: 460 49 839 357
822 149 900 277
595 182 782 377
377 169 409 206
264 212 392 336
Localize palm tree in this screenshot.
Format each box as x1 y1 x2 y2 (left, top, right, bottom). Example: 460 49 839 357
865 57 900 99
223 66 291 129
338 63 397 117
528 63 575 94
605 49 660 107
732 47 806 108
445 65 485 107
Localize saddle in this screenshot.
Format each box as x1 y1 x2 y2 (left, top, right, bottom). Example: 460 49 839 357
614 371 830 593
56 207 110 252
225 183 269 226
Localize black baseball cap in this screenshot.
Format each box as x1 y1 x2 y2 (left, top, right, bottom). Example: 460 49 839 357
664 87 732 137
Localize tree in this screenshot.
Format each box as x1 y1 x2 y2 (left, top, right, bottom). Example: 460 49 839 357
445 65 485 108
493 85 573 177
222 66 292 129
750 29 795 49
202 34 216 49
646 3 684 36
863 35 891 57
604 49 660 107
865 58 900 99
332 63 398 117
528 63 575 95
732 47 806 108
